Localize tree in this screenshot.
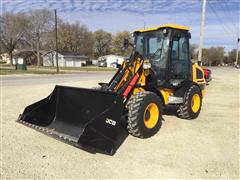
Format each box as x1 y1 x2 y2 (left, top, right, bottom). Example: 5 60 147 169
57 22 94 57
26 9 54 66
202 48 209 65
112 31 132 57
0 41 4 54
228 49 240 65
93 30 112 58
202 46 224 66
41 17 64 52
223 55 229 64
211 47 224 66
189 44 198 61
0 13 29 64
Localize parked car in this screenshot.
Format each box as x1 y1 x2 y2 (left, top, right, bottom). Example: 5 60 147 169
98 60 107 67
110 62 122 68
203 67 212 84
234 64 239 69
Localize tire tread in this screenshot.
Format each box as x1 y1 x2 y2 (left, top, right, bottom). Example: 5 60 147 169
127 91 162 138
177 85 202 120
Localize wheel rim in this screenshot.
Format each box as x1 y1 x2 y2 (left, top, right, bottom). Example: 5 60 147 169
191 94 200 113
144 103 159 129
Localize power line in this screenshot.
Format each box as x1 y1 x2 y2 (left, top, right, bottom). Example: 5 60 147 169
207 1 236 36
218 0 238 35
222 0 239 31
208 0 236 35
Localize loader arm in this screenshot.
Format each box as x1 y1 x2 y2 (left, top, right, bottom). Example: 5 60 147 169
106 51 146 102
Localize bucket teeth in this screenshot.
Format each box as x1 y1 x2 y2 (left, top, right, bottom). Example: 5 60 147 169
18 119 77 143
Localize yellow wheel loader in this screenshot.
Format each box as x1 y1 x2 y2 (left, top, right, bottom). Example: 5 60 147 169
18 24 206 155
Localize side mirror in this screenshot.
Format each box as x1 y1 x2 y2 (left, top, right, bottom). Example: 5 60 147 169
123 38 129 50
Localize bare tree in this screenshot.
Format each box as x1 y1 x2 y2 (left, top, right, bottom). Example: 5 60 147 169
202 46 225 66
190 44 198 61
0 13 29 64
93 30 112 58
0 41 4 54
26 9 54 66
228 49 240 65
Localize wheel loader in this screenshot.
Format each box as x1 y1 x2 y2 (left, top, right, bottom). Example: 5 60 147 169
18 24 206 155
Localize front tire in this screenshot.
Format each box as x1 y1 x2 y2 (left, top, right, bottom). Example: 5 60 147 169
127 91 163 138
177 85 202 119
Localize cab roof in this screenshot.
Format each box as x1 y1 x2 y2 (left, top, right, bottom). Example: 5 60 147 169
134 24 190 33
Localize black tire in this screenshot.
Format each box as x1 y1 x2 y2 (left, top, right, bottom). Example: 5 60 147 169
177 85 202 120
127 91 163 138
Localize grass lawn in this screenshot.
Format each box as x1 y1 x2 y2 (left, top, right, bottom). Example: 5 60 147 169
0 64 116 75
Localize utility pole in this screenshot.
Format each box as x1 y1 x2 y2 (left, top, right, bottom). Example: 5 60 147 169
198 0 207 66
55 9 59 73
235 37 240 66
143 12 146 29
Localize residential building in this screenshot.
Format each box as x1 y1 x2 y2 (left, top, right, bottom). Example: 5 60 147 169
12 50 39 65
43 51 90 67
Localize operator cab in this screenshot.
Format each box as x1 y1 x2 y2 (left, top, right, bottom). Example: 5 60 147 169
133 24 191 87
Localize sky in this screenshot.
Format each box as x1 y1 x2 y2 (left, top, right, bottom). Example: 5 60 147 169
1 0 239 52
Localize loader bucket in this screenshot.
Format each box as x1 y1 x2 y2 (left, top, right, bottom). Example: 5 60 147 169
17 85 128 155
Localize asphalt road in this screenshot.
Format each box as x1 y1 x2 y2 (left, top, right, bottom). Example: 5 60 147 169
1 67 239 179
1 72 114 86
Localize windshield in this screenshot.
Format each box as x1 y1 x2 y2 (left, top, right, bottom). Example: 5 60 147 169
134 30 169 68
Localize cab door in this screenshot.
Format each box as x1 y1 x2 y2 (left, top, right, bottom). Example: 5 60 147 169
169 30 191 86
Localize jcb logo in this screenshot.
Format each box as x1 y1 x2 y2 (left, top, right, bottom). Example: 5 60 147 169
105 118 116 126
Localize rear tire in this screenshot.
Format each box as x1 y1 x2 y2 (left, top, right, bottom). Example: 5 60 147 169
127 91 163 138
177 85 202 119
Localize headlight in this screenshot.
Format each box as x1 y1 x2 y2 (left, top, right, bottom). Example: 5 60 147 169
143 62 151 69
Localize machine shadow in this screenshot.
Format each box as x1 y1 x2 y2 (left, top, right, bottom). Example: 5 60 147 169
163 105 178 116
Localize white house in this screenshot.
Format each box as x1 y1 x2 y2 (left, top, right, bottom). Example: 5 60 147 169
43 51 90 67
12 50 39 65
0 53 10 64
98 54 126 67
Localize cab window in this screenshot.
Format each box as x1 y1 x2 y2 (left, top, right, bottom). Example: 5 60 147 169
170 32 190 85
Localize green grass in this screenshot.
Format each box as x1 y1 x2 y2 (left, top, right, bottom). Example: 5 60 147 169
33 65 116 71
0 65 116 75
0 67 62 75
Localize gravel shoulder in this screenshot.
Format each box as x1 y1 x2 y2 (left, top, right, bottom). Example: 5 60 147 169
1 67 239 179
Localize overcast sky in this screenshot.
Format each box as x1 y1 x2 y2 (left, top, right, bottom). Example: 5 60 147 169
1 0 239 52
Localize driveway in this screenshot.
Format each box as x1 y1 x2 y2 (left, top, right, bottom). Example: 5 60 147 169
1 67 239 179
1 72 114 86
